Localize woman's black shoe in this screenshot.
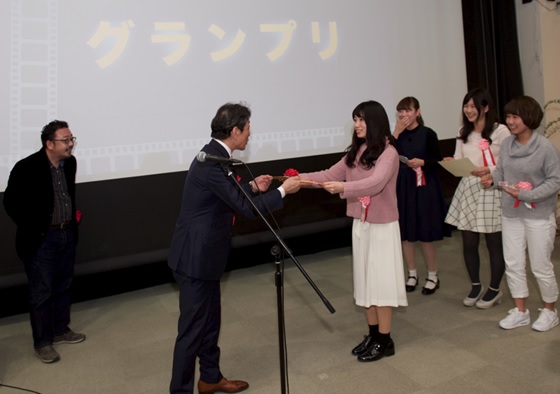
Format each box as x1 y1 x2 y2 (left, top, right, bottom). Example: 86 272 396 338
351 335 374 356
405 276 418 292
357 339 395 362
421 277 440 295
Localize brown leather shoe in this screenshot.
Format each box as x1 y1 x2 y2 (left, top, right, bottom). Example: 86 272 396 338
198 377 249 394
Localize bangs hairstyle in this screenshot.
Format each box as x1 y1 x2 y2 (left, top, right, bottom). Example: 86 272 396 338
396 96 424 126
458 88 499 144
346 100 395 168
504 96 543 130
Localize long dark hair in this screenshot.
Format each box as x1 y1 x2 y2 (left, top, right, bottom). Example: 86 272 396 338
345 100 395 169
458 88 499 143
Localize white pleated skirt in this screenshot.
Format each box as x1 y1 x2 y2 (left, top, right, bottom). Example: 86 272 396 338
352 219 408 308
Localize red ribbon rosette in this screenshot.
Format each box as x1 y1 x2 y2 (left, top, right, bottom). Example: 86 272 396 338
478 138 496 166
359 196 371 222
413 167 426 187
273 168 299 181
274 167 319 185
514 181 536 209
284 168 299 177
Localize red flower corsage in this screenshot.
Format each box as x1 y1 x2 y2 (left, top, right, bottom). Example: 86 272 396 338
273 167 318 185
284 168 299 177
478 138 496 166
359 196 370 222
515 181 536 209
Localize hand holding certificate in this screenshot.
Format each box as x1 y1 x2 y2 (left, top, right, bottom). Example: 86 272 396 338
273 168 322 186
272 175 321 185
438 158 477 177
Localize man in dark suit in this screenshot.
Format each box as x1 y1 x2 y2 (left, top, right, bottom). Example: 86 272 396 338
4 120 85 363
168 103 300 394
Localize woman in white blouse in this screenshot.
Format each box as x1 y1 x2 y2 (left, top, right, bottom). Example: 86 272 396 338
445 88 511 309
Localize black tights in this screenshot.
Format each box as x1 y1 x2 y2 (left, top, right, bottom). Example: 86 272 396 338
461 230 505 290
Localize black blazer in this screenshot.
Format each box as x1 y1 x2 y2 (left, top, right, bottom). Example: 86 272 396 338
168 139 284 280
3 148 78 260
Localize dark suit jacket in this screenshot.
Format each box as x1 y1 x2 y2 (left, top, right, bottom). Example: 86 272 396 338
3 148 78 260
168 139 283 280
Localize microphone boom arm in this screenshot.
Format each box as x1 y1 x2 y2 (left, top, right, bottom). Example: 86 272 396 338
225 165 336 314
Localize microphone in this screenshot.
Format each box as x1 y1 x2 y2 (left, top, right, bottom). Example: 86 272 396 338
196 151 242 164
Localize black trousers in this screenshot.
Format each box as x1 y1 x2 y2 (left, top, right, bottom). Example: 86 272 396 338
170 271 223 394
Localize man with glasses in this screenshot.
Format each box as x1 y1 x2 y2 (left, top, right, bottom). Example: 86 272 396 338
4 120 85 363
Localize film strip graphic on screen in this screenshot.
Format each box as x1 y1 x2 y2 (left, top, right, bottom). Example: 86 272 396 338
240 126 347 161
4 0 347 187
5 0 59 185
75 125 346 180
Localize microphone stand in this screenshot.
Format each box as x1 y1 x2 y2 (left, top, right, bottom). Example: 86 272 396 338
222 163 335 394
270 244 287 393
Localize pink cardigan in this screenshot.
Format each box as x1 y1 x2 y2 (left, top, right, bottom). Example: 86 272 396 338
299 143 399 223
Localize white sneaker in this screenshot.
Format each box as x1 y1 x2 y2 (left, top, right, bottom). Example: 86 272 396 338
499 308 530 330
531 308 559 332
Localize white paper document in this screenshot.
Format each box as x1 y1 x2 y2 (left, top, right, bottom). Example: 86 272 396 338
438 158 477 177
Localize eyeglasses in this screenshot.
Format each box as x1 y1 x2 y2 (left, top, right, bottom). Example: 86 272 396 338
51 137 77 144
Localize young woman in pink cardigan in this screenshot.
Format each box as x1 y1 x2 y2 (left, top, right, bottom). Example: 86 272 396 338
299 100 407 362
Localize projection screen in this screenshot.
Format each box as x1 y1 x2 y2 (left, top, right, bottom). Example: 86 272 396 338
0 0 467 191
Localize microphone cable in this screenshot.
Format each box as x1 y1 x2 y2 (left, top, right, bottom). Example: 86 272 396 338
240 163 291 393
0 380 42 394
239 162 285 237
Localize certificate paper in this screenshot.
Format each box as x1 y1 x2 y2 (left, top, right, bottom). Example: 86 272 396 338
438 158 477 177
